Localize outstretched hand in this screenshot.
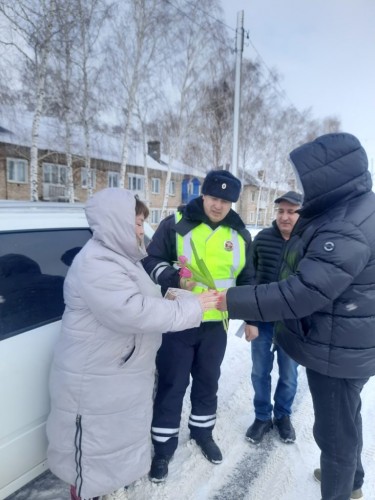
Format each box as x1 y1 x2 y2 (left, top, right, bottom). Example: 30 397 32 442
216 290 228 311
197 290 219 311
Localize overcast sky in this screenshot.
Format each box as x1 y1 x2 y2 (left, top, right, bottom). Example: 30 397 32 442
223 0 375 170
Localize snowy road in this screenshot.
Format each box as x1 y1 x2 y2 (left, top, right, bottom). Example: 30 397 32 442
8 321 375 500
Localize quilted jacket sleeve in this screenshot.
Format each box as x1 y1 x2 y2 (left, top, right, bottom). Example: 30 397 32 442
227 221 371 322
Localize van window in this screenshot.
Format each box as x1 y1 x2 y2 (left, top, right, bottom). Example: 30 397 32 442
0 229 92 340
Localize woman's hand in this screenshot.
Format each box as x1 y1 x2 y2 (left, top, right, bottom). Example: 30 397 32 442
197 290 219 311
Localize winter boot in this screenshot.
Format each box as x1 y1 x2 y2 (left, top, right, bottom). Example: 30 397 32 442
313 468 364 499
193 435 222 464
149 454 172 483
273 415 296 443
245 418 273 444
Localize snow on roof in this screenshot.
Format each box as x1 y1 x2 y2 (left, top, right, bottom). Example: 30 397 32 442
0 106 207 178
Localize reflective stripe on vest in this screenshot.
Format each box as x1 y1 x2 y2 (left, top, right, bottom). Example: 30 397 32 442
175 212 246 322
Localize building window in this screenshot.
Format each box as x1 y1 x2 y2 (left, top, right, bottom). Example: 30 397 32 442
260 190 268 201
128 174 144 192
108 171 119 187
182 177 201 204
249 212 255 223
7 158 28 183
43 163 67 185
81 168 96 189
169 180 176 196
251 191 256 202
151 177 160 194
151 209 162 224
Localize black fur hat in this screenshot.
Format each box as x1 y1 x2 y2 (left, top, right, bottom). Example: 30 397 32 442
201 170 241 202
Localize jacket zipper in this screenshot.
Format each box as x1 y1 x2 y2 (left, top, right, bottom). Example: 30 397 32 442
74 414 83 497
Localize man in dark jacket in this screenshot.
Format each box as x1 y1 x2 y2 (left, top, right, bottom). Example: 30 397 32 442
218 133 375 500
143 170 254 482
245 191 302 445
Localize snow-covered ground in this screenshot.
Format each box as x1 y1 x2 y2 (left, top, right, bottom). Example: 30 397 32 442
9 320 375 500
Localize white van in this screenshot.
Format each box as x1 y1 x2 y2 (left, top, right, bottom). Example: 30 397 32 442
0 201 154 499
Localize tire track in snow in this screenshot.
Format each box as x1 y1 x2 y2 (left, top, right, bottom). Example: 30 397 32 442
211 367 316 500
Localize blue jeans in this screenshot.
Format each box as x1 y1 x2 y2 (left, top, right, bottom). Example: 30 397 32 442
306 368 368 500
251 322 298 420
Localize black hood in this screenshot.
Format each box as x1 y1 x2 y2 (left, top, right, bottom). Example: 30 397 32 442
289 132 372 218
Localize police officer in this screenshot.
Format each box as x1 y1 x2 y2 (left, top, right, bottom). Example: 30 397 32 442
143 170 254 482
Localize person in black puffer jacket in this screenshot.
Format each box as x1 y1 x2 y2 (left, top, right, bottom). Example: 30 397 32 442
218 133 375 500
245 191 302 446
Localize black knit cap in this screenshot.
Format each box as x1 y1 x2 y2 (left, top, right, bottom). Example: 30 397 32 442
201 170 242 202
274 190 303 205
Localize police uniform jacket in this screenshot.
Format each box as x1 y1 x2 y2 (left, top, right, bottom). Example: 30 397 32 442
142 196 253 299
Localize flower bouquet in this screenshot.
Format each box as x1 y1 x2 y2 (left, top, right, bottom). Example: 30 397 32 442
176 239 229 332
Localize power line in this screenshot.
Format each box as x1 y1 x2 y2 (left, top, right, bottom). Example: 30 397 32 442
180 0 236 33
163 0 234 53
169 0 302 114
165 0 303 116
246 35 300 112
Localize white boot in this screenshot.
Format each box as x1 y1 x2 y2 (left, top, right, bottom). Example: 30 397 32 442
101 488 128 500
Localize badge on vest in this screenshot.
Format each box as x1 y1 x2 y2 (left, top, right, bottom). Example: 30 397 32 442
224 240 233 251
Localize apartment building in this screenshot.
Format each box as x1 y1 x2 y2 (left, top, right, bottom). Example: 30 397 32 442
0 110 290 228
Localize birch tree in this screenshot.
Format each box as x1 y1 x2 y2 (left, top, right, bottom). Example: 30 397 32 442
75 0 110 198
47 0 110 201
134 99 151 206
49 0 79 202
105 0 169 189
189 55 233 170
159 0 227 218
134 87 162 207
0 41 17 105
0 0 57 201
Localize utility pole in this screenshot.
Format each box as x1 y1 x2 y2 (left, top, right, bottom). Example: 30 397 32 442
231 10 244 181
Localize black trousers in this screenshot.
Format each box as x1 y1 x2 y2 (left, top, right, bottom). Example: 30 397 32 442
306 368 369 500
151 321 227 457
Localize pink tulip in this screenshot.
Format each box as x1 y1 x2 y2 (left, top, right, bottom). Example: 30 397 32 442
178 255 189 266
179 267 193 278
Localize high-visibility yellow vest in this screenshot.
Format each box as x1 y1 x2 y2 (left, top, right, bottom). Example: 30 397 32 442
175 212 247 322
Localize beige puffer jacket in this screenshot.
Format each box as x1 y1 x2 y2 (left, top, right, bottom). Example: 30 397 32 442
47 188 202 499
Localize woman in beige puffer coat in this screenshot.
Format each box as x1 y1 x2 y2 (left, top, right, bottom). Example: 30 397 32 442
47 188 216 499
